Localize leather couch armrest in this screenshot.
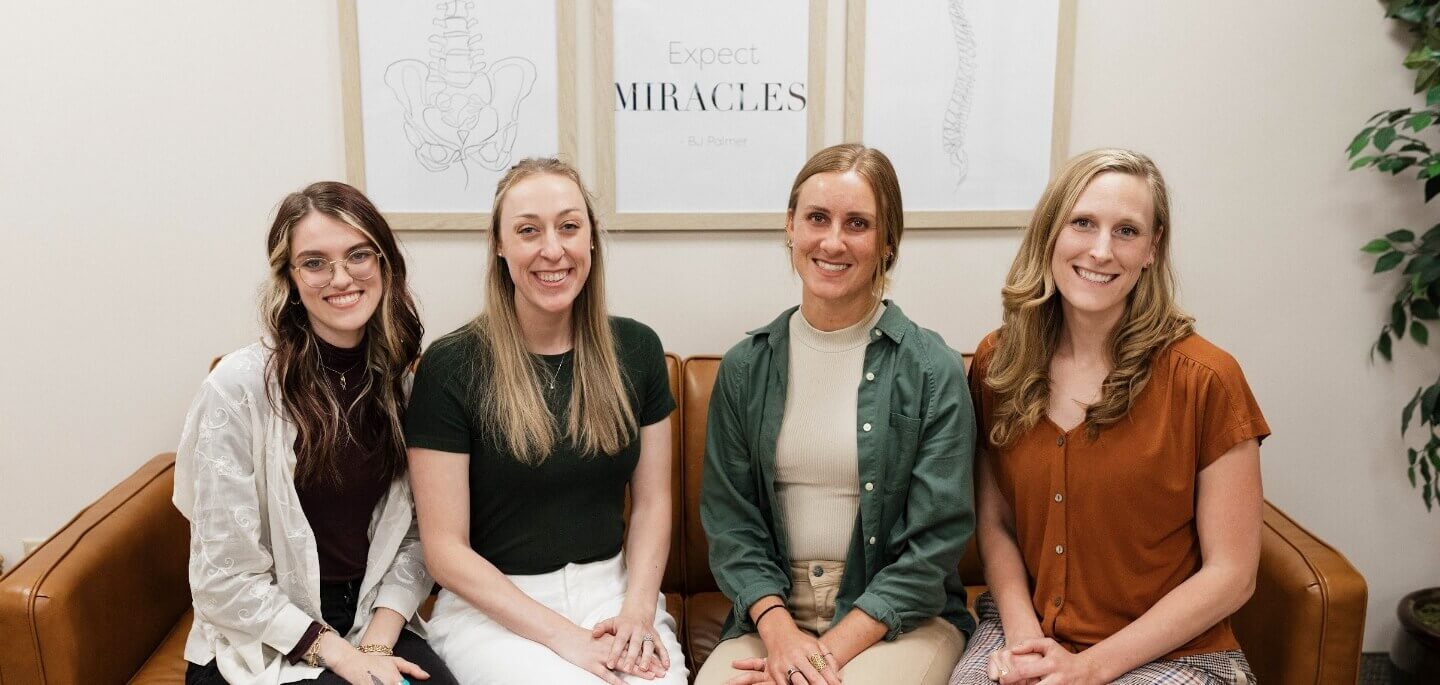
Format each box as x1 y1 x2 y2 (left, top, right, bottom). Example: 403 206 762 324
0 453 190 685
1231 501 1367 685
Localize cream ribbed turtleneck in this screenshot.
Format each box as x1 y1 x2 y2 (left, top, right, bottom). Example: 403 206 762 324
774 303 886 562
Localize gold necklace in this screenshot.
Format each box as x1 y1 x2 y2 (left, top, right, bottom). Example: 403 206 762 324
543 355 566 392
319 357 364 390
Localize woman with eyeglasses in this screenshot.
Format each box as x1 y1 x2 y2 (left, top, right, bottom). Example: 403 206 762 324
174 182 458 685
404 158 686 684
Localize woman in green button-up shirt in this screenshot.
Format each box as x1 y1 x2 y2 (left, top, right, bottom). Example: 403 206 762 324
695 144 977 685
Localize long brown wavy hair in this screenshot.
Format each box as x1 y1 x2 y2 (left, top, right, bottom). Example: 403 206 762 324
786 143 904 298
261 181 423 487
470 158 635 465
985 149 1194 447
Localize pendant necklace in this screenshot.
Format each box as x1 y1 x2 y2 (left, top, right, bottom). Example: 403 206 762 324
544 355 567 392
320 358 364 390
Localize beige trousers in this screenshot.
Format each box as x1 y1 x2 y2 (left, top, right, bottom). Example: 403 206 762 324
694 561 965 685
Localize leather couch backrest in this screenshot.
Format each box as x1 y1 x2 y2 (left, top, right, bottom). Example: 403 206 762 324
624 353 686 594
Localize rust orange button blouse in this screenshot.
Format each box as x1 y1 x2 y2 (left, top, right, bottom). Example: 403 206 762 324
970 331 1270 659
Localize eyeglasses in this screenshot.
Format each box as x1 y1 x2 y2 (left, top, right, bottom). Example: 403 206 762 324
291 248 383 289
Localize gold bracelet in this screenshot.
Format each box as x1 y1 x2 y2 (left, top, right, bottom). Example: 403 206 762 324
358 643 395 656
304 625 335 668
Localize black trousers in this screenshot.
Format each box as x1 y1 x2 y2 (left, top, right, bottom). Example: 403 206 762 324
186 579 457 685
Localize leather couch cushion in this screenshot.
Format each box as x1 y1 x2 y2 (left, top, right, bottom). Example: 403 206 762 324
130 610 190 684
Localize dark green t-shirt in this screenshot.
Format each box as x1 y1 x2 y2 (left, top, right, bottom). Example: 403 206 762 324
404 317 675 575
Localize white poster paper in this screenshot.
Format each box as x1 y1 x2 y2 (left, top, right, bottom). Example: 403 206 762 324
863 0 1060 212
613 0 809 214
356 0 559 213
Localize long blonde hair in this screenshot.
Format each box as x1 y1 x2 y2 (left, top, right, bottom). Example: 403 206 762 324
470 158 635 465
985 149 1193 447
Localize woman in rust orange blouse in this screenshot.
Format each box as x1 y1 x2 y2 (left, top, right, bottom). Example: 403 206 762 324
949 149 1268 685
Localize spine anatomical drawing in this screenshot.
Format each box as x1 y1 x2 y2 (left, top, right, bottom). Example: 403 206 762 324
384 0 536 186
943 0 977 185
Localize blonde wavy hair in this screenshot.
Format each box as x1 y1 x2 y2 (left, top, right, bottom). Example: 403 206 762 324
468 158 635 465
985 149 1194 448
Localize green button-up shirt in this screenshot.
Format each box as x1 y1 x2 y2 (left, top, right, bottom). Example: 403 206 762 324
701 302 977 642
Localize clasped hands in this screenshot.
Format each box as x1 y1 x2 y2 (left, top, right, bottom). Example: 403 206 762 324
559 608 670 684
988 637 1101 685
725 612 843 685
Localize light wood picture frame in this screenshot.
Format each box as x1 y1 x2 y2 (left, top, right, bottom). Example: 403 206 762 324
338 0 579 231
593 0 829 231
845 0 1076 229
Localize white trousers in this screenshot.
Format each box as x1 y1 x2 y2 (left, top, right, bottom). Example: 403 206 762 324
428 553 689 684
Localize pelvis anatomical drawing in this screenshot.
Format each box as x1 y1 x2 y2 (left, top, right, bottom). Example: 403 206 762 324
385 0 536 185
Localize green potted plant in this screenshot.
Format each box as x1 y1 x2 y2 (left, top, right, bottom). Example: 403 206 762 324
1348 0 1440 679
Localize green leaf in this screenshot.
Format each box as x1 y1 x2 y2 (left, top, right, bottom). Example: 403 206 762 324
1421 262 1440 284
1394 157 1419 174
1364 238 1393 253
1414 320 1430 344
1379 329 1394 360
1411 464 1418 487
1390 109 1415 124
1390 229 1418 242
1377 250 1406 272
1406 388 1424 435
1430 449 1440 471
1405 253 1435 274
1401 142 1432 153
1423 455 1434 486
1349 128 1375 156
1351 156 1378 170
1427 484 1435 511
1395 300 1409 333
1427 175 1440 201
1414 299 1440 319
1428 84 1440 106
1410 447 1420 466
1423 384 1440 423
1414 112 1436 131
1377 126 1399 151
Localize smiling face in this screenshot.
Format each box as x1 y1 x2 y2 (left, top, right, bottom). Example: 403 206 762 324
495 172 593 324
1049 171 1158 326
787 170 885 329
289 211 384 348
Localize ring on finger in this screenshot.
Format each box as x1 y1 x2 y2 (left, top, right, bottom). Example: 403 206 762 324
641 633 655 643
807 652 828 672
786 666 801 679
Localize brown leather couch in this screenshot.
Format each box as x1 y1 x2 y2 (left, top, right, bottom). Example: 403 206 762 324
0 355 1368 684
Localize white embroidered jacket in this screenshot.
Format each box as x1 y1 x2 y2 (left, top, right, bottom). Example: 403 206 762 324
172 342 431 685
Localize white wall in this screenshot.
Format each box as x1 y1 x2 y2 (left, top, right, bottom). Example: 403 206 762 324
1 0 1435 652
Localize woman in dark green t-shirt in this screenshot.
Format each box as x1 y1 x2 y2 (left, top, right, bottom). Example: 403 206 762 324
404 158 688 684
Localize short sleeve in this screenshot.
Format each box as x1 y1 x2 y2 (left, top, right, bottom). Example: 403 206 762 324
403 333 476 454
624 319 676 427
1196 351 1270 469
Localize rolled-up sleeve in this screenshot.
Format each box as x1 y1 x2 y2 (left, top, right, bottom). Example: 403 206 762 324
700 354 788 632
853 346 976 638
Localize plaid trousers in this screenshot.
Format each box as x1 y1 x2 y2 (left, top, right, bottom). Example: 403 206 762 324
949 594 1256 685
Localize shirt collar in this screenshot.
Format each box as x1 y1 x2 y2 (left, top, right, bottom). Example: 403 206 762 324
747 300 910 347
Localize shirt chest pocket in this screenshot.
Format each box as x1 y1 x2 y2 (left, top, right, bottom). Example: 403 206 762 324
883 411 923 493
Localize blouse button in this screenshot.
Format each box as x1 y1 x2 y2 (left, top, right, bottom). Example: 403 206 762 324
865 371 875 381
1054 493 1063 503
1056 436 1065 447
812 565 824 578
873 329 881 337
868 536 877 545
865 482 875 491
1055 545 1065 555
862 422 872 432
